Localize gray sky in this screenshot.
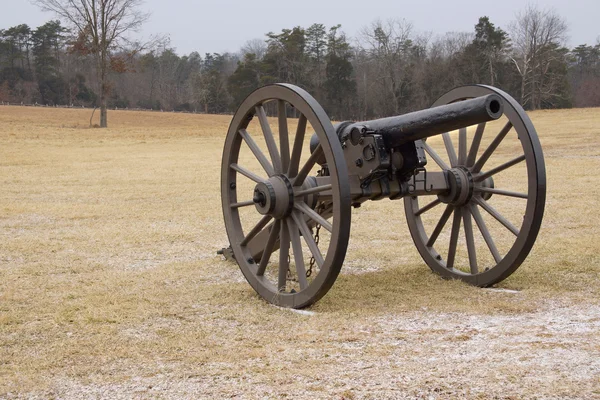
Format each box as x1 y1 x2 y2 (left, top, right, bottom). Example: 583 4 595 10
2 0 599 55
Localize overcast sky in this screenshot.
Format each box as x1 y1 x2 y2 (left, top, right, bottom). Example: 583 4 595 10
2 0 599 55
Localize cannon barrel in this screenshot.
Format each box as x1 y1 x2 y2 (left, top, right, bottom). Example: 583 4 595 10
342 94 504 147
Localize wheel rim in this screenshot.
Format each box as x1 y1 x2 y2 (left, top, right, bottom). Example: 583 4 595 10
404 85 546 286
221 84 351 308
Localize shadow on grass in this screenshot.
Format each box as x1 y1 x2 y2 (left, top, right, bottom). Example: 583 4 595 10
212 255 599 316
213 261 538 315
312 264 538 315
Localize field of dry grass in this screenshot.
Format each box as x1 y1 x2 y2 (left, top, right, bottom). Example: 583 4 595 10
1 105 600 399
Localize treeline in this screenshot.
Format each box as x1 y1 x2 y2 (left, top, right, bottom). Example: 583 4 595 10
0 21 98 108
1 6 599 120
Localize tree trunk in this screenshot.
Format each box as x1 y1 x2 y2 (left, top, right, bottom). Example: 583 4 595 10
26 42 32 78
530 75 537 111
100 95 108 127
520 63 527 107
390 77 400 115
521 77 526 108
90 106 97 127
99 51 108 128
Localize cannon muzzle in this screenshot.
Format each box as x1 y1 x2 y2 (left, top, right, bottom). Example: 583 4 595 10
341 94 503 147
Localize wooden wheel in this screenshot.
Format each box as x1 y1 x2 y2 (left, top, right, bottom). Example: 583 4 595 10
221 84 351 308
404 85 546 286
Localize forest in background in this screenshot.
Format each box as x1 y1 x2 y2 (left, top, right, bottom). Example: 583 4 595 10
1 6 599 121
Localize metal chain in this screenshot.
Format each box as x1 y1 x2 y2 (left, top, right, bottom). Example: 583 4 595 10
306 223 320 277
306 204 323 278
306 168 327 278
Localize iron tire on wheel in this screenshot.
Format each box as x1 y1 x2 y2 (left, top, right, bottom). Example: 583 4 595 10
221 84 351 308
404 85 546 286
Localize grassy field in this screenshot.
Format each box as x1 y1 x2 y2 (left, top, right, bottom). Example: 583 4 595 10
1 105 600 399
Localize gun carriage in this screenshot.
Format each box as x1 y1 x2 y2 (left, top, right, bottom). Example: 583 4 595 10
221 84 545 308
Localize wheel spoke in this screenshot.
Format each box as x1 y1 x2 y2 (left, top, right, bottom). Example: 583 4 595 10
278 100 290 173
288 114 307 177
256 106 282 174
278 219 290 291
475 187 528 199
458 128 467 166
288 218 308 290
447 208 462 269
470 203 502 263
475 155 526 182
239 129 275 177
241 215 273 246
473 196 520 236
295 184 332 197
467 123 485 167
443 133 458 167
292 211 324 268
426 204 454 247
294 144 322 187
462 207 478 274
294 201 333 233
230 163 265 184
423 141 450 170
257 220 281 276
472 122 513 173
230 200 255 208
416 198 441 216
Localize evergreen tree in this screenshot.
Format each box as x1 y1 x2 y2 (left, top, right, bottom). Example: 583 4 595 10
569 43 600 107
263 27 307 86
31 20 68 105
305 23 327 94
471 17 510 86
228 53 262 109
324 25 356 119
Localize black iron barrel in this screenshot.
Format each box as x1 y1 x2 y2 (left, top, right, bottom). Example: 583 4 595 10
342 94 503 147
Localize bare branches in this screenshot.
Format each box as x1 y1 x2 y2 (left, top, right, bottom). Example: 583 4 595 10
356 18 417 115
241 38 267 60
33 0 149 127
509 4 568 109
34 0 148 57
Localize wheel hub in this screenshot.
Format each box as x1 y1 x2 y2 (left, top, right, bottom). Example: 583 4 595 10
253 175 294 219
439 167 474 206
479 175 495 201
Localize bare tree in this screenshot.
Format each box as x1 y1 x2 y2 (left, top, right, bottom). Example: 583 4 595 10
510 4 568 109
358 19 415 115
241 38 267 60
33 0 149 127
437 31 474 59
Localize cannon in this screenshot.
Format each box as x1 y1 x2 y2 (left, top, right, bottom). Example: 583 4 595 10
220 84 545 308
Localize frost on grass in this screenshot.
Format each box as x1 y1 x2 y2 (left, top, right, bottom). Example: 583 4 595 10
2 106 600 399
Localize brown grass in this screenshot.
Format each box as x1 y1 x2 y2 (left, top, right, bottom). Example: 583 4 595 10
1 105 600 399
